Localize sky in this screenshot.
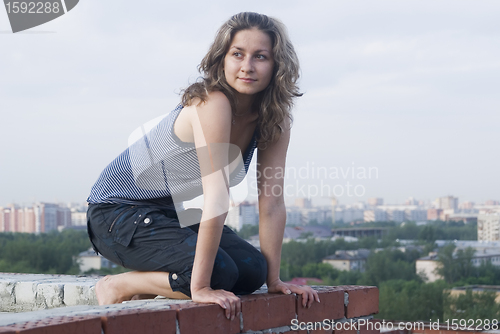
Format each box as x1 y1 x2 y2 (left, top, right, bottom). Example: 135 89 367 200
1 0 499 207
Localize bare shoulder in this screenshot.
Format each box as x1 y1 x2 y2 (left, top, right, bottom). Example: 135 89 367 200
174 92 231 143
196 91 231 116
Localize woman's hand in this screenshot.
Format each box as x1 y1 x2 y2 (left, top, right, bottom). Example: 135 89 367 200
191 286 241 321
267 279 320 308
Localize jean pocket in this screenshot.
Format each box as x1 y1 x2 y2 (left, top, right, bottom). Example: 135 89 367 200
111 207 142 247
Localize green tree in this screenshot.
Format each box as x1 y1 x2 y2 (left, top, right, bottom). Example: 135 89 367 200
437 245 475 284
360 249 421 286
377 279 448 321
0 230 92 274
444 289 500 320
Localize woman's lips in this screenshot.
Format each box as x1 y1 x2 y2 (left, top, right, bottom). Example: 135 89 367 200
238 78 256 83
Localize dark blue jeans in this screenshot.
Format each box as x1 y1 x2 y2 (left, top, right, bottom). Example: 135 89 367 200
87 203 267 297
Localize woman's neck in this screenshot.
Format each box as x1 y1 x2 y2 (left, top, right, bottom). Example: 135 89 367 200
234 93 257 116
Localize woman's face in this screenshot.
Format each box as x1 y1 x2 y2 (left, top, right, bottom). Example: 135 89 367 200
223 28 274 99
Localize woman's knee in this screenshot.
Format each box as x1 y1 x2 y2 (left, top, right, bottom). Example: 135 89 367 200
231 250 267 295
210 252 239 291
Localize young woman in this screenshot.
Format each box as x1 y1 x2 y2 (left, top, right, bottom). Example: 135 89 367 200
87 12 319 320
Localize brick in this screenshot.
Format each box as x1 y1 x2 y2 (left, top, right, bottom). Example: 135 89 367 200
15 281 37 306
240 293 296 332
173 301 240 334
296 287 344 323
102 308 176 334
334 328 357 334
64 282 98 307
0 279 16 312
310 329 333 334
36 283 64 309
0 326 17 334
343 286 378 318
7 316 101 334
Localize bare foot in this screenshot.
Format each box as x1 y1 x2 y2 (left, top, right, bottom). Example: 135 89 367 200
95 275 129 305
131 294 158 300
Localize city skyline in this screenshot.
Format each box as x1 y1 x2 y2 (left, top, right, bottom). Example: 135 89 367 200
1 1 499 206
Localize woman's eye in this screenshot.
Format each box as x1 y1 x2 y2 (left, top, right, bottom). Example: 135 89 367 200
233 52 242 57
255 54 266 60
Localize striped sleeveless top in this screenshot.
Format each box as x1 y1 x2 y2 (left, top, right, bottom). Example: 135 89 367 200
87 104 257 208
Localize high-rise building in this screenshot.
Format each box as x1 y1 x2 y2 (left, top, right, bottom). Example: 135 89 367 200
294 198 312 209
478 213 500 241
34 203 59 233
434 196 458 212
427 208 443 221
71 210 87 226
404 197 419 205
0 205 36 233
1 203 75 233
405 209 428 222
364 210 388 222
225 201 258 231
367 198 384 207
389 210 405 223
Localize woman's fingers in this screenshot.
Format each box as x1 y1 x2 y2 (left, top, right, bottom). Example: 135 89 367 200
288 285 320 308
215 291 240 320
192 287 240 321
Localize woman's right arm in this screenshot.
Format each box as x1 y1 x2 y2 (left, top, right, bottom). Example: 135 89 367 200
187 92 241 320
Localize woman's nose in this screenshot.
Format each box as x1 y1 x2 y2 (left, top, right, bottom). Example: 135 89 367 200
240 57 254 72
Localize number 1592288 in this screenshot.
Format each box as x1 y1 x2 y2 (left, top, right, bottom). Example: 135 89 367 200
445 319 498 331
5 2 61 14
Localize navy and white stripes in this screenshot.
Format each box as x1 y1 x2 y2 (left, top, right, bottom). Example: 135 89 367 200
87 105 257 207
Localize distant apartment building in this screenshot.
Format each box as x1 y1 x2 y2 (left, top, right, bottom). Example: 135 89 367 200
323 249 370 272
76 249 114 273
34 203 59 233
335 207 364 224
364 205 426 223
427 208 443 221
303 207 332 225
0 205 36 233
389 209 406 223
71 210 88 227
286 205 332 226
434 196 458 212
225 201 258 231
478 213 500 241
405 209 428 222
1 203 73 233
367 198 384 207
404 197 419 205
286 206 302 225
459 201 475 210
294 197 312 209
364 209 387 222
416 252 442 282
417 245 500 282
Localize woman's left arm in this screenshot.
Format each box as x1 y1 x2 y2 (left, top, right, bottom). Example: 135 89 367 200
257 120 320 308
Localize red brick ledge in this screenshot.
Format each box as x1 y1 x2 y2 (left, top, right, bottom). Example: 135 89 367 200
0 285 379 334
